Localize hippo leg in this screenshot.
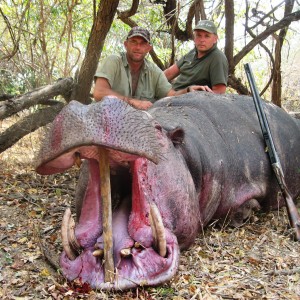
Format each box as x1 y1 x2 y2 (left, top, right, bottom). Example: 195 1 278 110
229 199 261 227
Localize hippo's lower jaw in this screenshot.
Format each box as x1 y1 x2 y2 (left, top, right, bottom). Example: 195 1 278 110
60 242 179 290
39 146 180 290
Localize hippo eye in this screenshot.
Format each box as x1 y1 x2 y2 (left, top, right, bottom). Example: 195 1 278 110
155 124 162 132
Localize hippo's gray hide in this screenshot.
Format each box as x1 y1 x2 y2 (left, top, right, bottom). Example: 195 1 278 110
35 92 300 290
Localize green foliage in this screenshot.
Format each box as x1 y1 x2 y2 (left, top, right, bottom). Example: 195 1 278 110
0 0 93 94
0 0 299 104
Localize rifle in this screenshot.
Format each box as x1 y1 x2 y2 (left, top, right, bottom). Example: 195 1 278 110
244 63 300 241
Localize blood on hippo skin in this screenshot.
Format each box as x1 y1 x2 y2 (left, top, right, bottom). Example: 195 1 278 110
35 93 300 290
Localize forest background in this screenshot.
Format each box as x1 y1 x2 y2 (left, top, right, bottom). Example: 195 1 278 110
0 1 300 299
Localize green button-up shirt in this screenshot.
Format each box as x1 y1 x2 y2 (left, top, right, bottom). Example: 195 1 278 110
95 52 171 102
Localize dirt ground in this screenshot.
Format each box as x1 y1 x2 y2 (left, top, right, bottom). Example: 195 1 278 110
0 134 300 300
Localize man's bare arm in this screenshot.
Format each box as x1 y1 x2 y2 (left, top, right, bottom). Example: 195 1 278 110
212 84 226 94
167 83 226 97
93 77 119 100
164 64 180 81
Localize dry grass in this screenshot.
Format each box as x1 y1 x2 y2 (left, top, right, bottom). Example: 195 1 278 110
0 130 300 300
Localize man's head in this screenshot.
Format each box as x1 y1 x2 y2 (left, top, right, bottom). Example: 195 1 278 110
193 20 218 35
124 27 152 63
126 26 151 43
193 20 218 56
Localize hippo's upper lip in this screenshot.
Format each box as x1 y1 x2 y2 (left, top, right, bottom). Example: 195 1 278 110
35 98 162 175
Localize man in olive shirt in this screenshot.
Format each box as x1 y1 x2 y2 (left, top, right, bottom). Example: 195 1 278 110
164 20 228 94
94 27 190 110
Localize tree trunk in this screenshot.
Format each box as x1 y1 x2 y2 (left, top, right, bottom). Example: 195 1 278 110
271 0 294 107
0 102 64 153
70 0 120 104
224 0 235 74
0 78 73 120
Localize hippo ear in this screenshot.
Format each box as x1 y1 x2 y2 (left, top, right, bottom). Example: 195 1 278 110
167 127 185 145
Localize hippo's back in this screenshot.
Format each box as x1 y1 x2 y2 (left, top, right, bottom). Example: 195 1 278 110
151 92 300 216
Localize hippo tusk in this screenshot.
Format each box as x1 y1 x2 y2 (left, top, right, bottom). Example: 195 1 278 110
149 203 167 257
68 216 81 253
61 207 81 260
98 147 114 282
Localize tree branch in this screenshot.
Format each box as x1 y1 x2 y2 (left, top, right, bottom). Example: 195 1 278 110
0 77 73 120
0 101 64 153
234 10 300 66
117 0 139 19
228 74 249 95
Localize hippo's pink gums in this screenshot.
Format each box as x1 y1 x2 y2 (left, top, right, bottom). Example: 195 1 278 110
35 93 300 290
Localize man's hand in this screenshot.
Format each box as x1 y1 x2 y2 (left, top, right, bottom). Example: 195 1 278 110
168 83 226 97
188 84 226 94
128 99 153 110
189 85 213 93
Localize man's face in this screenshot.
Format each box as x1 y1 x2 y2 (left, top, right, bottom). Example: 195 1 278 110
124 36 152 63
193 30 218 53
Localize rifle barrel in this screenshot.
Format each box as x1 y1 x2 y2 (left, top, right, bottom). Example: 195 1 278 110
244 63 300 241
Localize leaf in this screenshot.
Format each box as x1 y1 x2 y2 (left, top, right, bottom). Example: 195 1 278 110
18 237 28 244
40 268 50 277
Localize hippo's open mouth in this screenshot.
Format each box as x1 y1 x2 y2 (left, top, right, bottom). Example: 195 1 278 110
35 99 180 290
37 146 179 289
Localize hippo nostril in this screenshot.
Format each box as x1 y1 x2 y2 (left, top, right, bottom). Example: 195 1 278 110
154 123 162 132
61 207 81 260
149 203 167 257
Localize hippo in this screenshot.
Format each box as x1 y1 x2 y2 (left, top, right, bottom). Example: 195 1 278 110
35 92 300 290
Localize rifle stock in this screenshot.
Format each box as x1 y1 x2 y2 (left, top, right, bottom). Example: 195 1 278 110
244 63 300 241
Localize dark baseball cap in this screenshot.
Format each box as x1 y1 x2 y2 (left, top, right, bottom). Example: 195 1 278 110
127 26 151 43
193 20 217 34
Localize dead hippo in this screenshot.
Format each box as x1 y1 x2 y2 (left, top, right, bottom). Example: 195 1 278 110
35 92 300 290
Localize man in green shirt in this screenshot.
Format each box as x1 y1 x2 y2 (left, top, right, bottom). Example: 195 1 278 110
94 27 190 110
164 20 228 94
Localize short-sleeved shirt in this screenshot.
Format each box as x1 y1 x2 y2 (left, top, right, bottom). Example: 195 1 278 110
94 52 172 102
172 44 228 91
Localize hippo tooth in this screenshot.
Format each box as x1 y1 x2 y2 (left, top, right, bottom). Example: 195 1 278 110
134 241 145 249
92 249 104 257
120 248 131 257
149 203 167 257
61 207 80 260
74 152 82 168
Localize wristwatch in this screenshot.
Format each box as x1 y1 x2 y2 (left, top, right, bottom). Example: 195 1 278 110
187 86 191 92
